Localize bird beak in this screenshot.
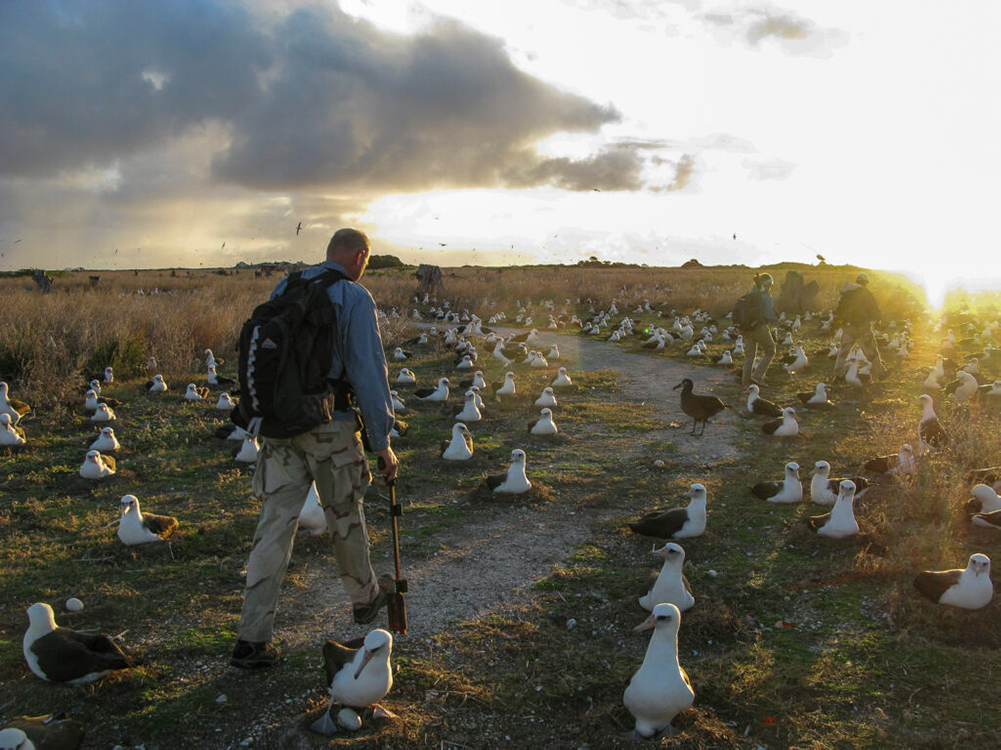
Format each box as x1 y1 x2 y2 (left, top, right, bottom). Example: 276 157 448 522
634 613 657 632
672 382 682 390
353 648 376 680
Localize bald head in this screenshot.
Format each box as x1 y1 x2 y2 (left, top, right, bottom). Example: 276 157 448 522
326 228 371 281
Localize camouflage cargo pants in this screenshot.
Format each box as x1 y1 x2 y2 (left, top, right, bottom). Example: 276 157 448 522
237 419 378 643
833 324 887 380
741 323 776 386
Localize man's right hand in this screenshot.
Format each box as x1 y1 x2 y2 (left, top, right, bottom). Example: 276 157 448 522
376 447 399 483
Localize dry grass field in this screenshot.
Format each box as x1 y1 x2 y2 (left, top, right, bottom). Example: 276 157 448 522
1 261 999 749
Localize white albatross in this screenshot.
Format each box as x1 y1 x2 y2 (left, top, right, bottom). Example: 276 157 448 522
623 603 695 739
914 553 992 610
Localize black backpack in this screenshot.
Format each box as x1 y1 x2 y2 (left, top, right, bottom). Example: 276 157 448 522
732 289 762 330
232 268 350 439
834 287 868 326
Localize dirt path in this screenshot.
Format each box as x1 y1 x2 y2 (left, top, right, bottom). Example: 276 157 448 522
279 331 741 646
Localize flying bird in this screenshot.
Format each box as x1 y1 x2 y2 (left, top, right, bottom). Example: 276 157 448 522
296 221 302 235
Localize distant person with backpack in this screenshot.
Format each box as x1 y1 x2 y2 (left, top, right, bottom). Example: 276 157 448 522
833 272 887 381
736 272 778 387
230 228 399 670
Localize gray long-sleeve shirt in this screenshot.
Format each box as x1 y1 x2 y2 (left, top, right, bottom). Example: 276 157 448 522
270 261 394 451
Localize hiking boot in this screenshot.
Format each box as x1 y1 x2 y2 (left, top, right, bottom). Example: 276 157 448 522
353 587 387 625
230 639 279 669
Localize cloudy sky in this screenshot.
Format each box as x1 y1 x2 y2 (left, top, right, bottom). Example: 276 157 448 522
1 0 998 302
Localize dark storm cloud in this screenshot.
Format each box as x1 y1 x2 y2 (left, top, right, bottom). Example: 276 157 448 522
0 1 270 178
211 9 632 192
0 1 642 193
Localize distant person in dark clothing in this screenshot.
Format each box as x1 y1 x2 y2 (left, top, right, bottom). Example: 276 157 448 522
740 272 778 387
833 272 887 380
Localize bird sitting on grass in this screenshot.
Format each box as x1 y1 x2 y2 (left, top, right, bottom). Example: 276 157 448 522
146 374 169 392
745 384 782 418
751 461 802 503
810 461 869 505
914 553 992 609
440 423 474 461
673 378 726 436
84 389 121 411
484 449 531 494
117 494 179 546
23 602 130 684
628 484 707 539
762 407 799 437
797 382 832 408
0 413 26 446
80 450 115 479
639 542 695 612
207 365 236 388
0 382 30 426
185 384 210 401
528 407 559 435
807 480 858 538
89 426 120 452
861 444 916 479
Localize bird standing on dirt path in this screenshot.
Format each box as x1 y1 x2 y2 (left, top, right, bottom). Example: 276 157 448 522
673 378 726 436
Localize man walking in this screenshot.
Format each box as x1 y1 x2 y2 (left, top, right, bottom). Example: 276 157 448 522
230 228 399 669
833 272 887 381
739 272 778 387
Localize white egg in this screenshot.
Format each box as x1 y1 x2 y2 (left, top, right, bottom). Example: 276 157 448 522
337 707 363 731
65 597 84 612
